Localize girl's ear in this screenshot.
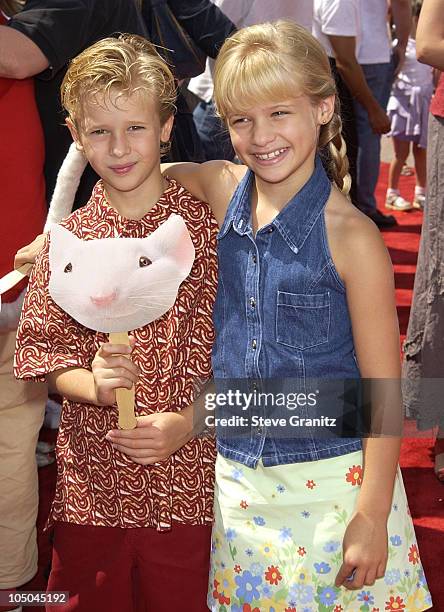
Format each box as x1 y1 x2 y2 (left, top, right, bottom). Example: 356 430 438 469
66 117 84 152
317 95 336 126
160 114 174 145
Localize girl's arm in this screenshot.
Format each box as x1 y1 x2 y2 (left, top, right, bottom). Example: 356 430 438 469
327 194 402 590
161 160 247 227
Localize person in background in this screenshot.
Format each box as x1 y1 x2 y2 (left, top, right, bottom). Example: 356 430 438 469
189 0 314 161
0 2 47 611
353 0 411 228
0 0 147 210
402 0 444 481
312 0 391 208
385 1 434 212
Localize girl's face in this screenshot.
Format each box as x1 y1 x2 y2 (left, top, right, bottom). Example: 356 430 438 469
227 94 333 190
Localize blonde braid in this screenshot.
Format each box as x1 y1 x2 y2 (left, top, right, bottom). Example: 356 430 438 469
318 107 351 196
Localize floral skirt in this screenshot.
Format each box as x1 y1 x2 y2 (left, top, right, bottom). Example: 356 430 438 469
208 451 432 612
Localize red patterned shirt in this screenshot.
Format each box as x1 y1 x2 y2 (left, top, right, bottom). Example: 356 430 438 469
15 178 218 531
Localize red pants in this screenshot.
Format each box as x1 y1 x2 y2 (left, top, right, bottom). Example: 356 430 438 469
46 522 212 612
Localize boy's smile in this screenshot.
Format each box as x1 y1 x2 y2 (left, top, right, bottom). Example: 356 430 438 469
69 90 173 218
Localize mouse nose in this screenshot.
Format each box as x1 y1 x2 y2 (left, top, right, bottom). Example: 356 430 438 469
90 291 117 307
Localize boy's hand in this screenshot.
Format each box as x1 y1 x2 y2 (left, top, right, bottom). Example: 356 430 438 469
91 337 139 406
14 233 46 268
335 510 388 590
106 410 193 465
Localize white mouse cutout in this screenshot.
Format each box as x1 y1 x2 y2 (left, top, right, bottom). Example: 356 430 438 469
49 214 195 429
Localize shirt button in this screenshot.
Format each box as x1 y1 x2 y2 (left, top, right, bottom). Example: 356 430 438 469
251 339 257 349
267 227 274 233
256 427 263 436
250 297 256 308
252 254 257 264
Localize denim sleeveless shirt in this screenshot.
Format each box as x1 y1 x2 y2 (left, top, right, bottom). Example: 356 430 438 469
212 157 363 467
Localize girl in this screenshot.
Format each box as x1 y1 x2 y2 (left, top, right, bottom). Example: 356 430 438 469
385 1 434 212
157 21 431 611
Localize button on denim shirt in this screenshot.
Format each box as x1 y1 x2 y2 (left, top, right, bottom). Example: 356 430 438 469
212 157 362 467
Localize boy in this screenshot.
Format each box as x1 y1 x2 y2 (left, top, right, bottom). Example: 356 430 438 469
14 35 218 612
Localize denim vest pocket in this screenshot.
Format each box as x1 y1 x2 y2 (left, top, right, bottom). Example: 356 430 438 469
276 291 330 350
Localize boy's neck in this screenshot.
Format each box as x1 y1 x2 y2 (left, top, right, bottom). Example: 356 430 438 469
103 172 167 220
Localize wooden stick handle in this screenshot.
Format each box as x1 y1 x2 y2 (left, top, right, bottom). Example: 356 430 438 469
108 331 137 430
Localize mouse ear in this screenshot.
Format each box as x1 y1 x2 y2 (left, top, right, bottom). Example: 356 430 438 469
148 214 195 277
49 225 81 272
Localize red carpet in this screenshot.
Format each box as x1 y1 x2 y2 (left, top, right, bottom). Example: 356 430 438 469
18 162 443 611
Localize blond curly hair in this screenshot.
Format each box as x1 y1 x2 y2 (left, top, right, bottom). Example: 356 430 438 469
61 34 176 128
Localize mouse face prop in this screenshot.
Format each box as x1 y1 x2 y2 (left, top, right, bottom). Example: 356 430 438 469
48 214 195 333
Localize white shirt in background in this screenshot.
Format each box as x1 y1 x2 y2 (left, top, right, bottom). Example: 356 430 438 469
188 0 314 101
312 0 360 59
356 0 391 64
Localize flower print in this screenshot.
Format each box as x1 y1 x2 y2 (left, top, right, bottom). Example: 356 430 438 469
301 510 310 518
235 570 262 604
345 464 363 486
314 561 331 574
408 544 420 565
279 526 293 542
306 479 316 489
261 584 273 598
297 570 309 584
298 546 306 556
232 466 244 480
358 591 375 605
385 595 406 610
231 605 260 612
225 528 237 542
417 568 427 588
250 562 264 577
390 535 402 547
406 589 426 611
334 606 344 612
319 586 338 606
212 578 230 606
285 608 296 612
240 500 248 509
234 564 242 574
214 569 235 604
277 483 286 493
245 548 254 557
384 569 401 585
260 542 274 557
289 582 315 604
323 540 341 553
404 569 411 577
265 565 283 585
253 515 266 526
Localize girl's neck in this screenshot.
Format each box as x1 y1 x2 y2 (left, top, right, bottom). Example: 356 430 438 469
251 155 316 232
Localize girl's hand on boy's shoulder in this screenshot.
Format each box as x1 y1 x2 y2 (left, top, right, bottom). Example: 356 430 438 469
106 410 193 465
335 510 388 590
14 232 47 269
91 337 139 407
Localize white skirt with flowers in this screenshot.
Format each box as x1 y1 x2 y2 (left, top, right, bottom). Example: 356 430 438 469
208 451 432 612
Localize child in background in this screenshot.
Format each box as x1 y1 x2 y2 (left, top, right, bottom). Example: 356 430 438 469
386 1 434 211
141 20 429 610
14 35 218 612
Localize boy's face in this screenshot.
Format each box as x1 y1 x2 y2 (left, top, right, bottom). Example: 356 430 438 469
69 90 173 200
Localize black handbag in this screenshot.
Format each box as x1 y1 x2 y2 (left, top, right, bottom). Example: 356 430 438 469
143 0 207 80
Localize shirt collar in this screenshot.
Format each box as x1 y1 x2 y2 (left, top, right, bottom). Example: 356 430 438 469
223 157 332 254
